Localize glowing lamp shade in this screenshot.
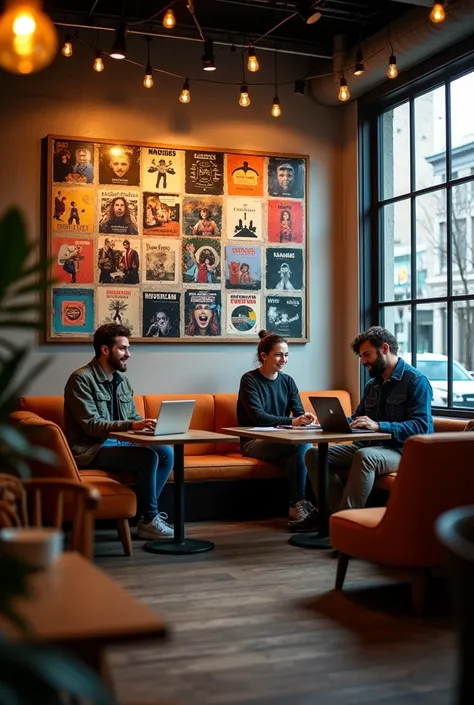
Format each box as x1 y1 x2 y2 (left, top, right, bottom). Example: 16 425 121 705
0 0 58 74
239 85 250 107
430 2 446 23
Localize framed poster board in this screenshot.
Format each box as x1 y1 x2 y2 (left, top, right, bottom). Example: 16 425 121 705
45 135 309 343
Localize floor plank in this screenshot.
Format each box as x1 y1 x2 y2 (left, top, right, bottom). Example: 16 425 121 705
94 520 455 705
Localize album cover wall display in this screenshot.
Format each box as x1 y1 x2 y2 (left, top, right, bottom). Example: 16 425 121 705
46 136 309 342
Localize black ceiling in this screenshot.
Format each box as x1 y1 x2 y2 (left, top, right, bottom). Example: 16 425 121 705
42 0 427 59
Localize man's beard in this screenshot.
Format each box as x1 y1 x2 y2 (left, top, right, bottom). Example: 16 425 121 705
366 351 386 378
108 351 126 371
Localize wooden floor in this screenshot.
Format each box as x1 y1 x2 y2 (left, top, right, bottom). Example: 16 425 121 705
94 520 456 705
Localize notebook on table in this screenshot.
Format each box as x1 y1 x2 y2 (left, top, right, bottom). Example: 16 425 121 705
309 397 377 435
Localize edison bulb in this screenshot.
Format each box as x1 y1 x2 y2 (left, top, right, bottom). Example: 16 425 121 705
338 79 350 102
0 0 58 74
179 81 191 103
247 48 259 72
239 86 250 107
163 9 176 28
430 2 446 23
387 56 398 79
93 53 104 72
271 98 281 117
143 72 153 88
61 36 72 57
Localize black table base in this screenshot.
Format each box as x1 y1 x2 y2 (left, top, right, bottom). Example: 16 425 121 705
145 444 214 555
145 538 214 555
289 442 332 549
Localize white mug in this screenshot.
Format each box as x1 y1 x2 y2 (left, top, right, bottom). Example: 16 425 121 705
0 527 64 570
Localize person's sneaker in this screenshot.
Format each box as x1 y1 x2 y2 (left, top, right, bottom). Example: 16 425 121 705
288 500 319 532
137 512 174 540
288 499 316 521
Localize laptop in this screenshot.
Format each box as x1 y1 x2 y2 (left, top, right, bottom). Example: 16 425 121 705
138 399 196 436
309 396 376 435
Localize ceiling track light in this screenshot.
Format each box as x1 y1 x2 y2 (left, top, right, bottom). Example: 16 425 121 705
247 45 259 72
387 53 398 79
61 32 73 57
295 0 322 25
163 8 176 29
179 78 191 103
294 79 306 96
110 22 127 60
430 1 446 23
353 47 364 76
202 38 216 71
338 74 350 102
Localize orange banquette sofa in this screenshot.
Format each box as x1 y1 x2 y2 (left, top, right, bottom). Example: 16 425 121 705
11 390 468 554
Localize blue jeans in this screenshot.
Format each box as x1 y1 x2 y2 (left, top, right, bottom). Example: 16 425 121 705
93 439 174 520
241 440 312 504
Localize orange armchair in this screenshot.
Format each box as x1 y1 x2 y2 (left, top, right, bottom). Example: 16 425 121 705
330 433 474 612
10 410 137 556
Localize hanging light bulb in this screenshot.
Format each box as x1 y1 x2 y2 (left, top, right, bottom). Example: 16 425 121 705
430 2 446 23
179 78 191 103
338 75 350 102
163 8 176 29
143 61 153 88
0 0 58 74
110 22 127 59
387 53 398 79
93 49 104 72
271 96 281 118
239 84 250 107
353 47 364 76
61 32 72 57
247 46 259 72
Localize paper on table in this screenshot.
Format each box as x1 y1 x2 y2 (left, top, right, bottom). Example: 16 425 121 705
248 426 283 431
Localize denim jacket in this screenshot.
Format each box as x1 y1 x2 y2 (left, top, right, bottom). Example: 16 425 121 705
353 357 433 454
64 357 142 467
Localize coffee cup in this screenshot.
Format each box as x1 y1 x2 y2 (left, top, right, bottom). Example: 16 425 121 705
0 527 64 570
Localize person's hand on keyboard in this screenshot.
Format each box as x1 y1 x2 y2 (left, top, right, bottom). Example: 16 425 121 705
130 418 156 432
350 416 380 432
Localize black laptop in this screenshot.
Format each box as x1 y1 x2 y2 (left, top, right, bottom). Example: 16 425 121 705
309 396 376 434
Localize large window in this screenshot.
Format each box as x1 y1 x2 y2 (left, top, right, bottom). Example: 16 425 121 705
360 53 474 414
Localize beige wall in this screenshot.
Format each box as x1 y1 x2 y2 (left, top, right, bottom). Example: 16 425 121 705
0 35 357 400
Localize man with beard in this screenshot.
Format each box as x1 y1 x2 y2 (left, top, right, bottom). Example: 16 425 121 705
304 327 433 523
63 324 174 540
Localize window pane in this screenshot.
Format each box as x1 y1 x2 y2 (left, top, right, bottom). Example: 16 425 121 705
381 304 411 356
381 102 410 200
452 299 474 409
451 184 473 295
381 199 411 302
450 71 474 185
414 86 446 190
415 189 447 297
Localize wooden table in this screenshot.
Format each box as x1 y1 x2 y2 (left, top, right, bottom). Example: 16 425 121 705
223 427 391 549
110 429 236 555
0 552 167 678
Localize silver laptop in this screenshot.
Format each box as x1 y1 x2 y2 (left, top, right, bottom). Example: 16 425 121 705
309 396 376 434
141 399 195 436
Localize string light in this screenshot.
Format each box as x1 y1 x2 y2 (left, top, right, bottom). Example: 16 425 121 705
0 0 58 74
239 85 250 107
430 2 446 23
163 8 176 29
61 32 73 57
247 46 259 72
338 74 350 102
387 53 398 79
143 37 153 87
93 48 104 72
271 48 281 117
110 22 127 59
179 78 191 103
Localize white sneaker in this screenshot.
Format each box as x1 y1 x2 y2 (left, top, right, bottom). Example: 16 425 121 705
137 512 174 540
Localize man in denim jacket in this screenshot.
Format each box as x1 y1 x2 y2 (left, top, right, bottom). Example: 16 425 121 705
305 326 433 515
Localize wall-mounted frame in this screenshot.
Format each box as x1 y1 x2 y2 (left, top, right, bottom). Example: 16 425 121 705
44 135 309 343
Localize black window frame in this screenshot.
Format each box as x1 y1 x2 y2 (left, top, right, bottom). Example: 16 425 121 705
358 35 474 418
